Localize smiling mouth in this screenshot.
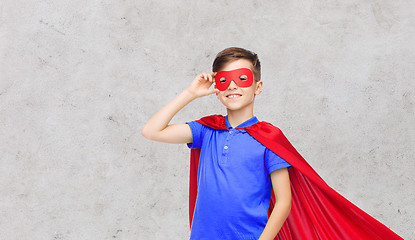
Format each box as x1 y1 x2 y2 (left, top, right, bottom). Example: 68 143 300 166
226 94 242 99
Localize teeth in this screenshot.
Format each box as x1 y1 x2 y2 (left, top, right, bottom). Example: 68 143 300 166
228 94 240 98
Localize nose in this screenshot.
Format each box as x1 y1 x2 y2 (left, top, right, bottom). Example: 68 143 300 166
227 80 238 89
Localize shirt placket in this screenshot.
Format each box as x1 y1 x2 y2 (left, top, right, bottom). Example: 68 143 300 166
220 129 236 165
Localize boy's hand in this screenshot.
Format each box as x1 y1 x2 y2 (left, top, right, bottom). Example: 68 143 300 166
186 72 220 98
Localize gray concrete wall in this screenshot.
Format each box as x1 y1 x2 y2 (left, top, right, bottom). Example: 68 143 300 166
1 0 413 239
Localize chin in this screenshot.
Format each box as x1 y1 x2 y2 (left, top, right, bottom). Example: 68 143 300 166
224 102 254 112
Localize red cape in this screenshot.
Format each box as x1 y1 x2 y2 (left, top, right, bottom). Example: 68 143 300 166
189 115 402 240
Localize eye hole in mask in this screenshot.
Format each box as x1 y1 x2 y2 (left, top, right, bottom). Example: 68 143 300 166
239 75 248 81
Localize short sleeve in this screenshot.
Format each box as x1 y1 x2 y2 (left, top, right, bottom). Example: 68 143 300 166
265 148 292 174
186 121 204 149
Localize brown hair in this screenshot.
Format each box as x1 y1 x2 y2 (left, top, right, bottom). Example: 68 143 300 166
212 47 261 81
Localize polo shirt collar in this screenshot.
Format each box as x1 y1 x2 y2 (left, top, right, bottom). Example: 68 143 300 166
225 115 259 129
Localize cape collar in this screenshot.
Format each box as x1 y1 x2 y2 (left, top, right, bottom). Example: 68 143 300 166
225 115 259 130
196 114 261 131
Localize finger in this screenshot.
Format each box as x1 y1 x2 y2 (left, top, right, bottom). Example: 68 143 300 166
207 88 220 95
207 73 213 83
202 73 207 80
211 72 217 83
197 73 204 80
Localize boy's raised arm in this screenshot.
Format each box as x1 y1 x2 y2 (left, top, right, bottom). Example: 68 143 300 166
141 72 219 144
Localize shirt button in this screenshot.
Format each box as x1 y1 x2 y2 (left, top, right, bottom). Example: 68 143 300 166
224 146 228 149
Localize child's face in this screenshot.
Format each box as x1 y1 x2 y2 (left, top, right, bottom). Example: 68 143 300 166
215 59 263 112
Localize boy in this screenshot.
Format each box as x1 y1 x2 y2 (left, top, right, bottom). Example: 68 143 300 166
142 47 290 239
142 47 403 240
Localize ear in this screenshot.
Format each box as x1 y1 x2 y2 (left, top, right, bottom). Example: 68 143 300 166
254 81 263 95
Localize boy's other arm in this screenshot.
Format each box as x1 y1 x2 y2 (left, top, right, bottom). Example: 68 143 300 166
259 168 292 240
141 72 219 144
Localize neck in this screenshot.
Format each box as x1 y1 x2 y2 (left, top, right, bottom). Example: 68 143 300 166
226 107 254 128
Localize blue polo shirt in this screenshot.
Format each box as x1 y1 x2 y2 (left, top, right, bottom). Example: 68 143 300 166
186 116 291 240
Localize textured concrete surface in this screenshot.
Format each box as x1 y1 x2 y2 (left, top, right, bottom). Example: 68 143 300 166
1 0 414 239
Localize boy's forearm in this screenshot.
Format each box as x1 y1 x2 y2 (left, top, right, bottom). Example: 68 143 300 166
141 89 196 139
258 201 291 240
142 72 217 142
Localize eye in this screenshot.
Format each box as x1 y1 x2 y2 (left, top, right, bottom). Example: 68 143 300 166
239 75 248 81
219 77 227 83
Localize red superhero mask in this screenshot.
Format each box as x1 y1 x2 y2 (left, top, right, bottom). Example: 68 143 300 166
214 68 254 91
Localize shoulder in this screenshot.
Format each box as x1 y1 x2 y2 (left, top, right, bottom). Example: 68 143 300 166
195 114 228 130
250 121 283 134
244 121 290 147
197 114 225 123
